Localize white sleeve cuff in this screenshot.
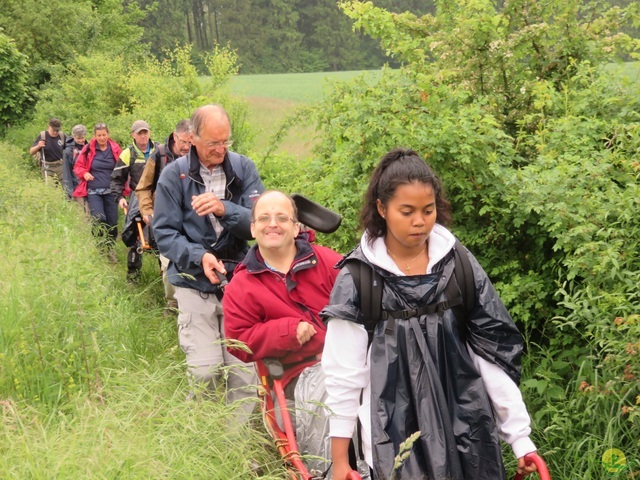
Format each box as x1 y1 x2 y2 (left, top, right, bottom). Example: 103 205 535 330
322 319 369 439
511 437 537 459
329 417 357 439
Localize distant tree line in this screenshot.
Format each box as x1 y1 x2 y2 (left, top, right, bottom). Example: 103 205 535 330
1 0 638 130
135 0 435 73
134 0 640 73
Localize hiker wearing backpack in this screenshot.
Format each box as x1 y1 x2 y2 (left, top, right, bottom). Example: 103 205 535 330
321 148 538 480
111 120 160 281
136 119 191 312
62 124 87 203
153 104 264 418
29 117 66 183
73 123 122 263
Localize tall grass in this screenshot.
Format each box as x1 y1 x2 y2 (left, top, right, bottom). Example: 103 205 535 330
0 144 287 479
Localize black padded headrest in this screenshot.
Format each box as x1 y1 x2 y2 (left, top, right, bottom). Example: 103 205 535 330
292 193 342 234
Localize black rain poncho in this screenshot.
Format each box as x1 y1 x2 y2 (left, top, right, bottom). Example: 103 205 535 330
321 243 523 480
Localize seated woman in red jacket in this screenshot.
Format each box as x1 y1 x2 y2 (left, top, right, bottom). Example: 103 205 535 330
223 190 343 474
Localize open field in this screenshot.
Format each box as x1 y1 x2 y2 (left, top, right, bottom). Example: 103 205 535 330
239 96 316 157
604 60 640 81
228 70 383 102
229 70 383 157
229 63 639 158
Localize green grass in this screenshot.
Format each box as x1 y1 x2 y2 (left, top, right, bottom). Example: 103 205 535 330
228 70 383 103
0 143 288 479
604 60 640 81
230 70 383 158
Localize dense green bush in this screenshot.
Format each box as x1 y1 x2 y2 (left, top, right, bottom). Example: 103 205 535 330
0 0 144 89
6 44 250 159
0 32 29 132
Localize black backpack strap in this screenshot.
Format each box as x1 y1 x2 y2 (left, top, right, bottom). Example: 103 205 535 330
152 144 167 191
157 143 167 166
345 241 474 345
451 239 475 340
345 261 383 346
227 151 245 182
453 239 475 318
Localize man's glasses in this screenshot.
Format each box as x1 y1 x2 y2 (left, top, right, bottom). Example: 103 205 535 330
254 214 296 225
204 139 234 149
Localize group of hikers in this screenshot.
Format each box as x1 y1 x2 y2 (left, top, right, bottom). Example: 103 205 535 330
31 104 538 479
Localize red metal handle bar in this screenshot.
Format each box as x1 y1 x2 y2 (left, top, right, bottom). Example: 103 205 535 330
513 452 551 480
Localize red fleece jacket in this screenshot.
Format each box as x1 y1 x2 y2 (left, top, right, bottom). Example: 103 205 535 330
223 239 342 386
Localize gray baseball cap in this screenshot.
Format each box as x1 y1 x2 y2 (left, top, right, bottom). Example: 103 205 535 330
131 120 150 134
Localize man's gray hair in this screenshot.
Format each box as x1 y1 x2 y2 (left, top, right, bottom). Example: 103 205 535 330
174 119 190 134
190 104 231 138
71 124 87 137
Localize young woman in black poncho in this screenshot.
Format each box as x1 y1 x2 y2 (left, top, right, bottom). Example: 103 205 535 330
321 148 538 480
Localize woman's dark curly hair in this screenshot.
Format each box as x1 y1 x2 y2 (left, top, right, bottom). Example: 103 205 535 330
360 148 452 243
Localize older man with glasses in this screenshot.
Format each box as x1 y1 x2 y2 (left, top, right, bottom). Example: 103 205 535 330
153 104 264 419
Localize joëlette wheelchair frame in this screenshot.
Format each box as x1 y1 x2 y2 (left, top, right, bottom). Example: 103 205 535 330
514 453 551 480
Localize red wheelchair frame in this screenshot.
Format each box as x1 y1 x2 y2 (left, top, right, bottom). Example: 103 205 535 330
256 358 362 480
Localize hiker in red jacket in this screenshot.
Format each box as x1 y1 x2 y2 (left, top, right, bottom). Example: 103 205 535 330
73 122 123 262
224 190 342 385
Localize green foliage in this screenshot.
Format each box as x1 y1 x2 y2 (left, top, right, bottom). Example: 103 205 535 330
204 44 240 89
0 143 169 406
0 0 144 88
6 44 250 153
284 1 640 474
342 0 640 135
136 0 428 73
0 32 30 132
136 0 189 58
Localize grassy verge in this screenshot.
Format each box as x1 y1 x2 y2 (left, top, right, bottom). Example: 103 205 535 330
0 144 286 479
